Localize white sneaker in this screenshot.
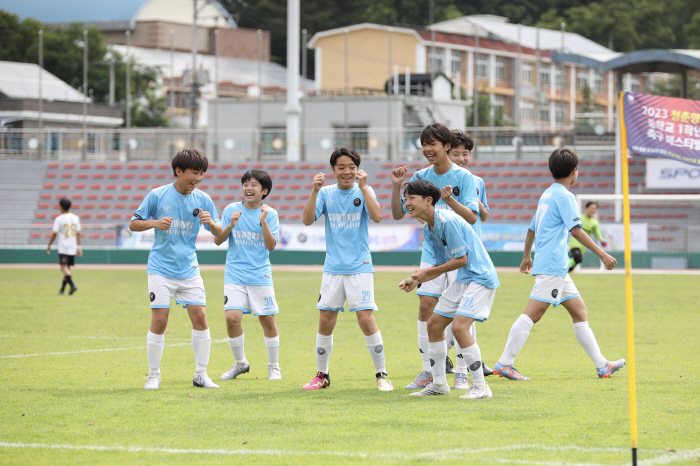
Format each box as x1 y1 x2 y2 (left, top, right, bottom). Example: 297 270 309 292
220 363 250 380
193 373 219 388
143 373 161 390
268 364 281 380
459 384 492 399
453 372 471 390
410 382 450 397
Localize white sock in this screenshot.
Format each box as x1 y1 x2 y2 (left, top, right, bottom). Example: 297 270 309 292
445 322 455 352
316 333 333 374
417 320 431 372
454 338 469 375
191 328 211 374
498 314 534 367
429 340 448 385
573 322 607 368
365 331 386 374
146 331 164 375
264 335 280 366
461 342 485 387
228 334 247 366
470 322 477 342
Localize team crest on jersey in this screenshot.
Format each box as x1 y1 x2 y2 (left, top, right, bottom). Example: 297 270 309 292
551 289 559 298
327 199 334 207
149 292 155 302
452 186 460 196
193 208 200 217
163 205 171 213
353 198 361 207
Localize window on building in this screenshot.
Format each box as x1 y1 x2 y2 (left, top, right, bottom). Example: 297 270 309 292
334 126 369 154
593 71 604 93
555 68 564 87
630 75 641 93
429 48 445 74
495 57 506 82
450 50 462 77
577 69 590 91
476 54 489 79
492 95 505 119
522 62 534 84
539 106 550 123
539 68 551 86
521 101 534 121
555 105 565 123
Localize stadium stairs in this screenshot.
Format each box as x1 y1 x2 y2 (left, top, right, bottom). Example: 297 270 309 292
0 161 47 245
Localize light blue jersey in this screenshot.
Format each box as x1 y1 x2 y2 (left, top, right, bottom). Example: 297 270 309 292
402 163 479 264
468 171 489 240
424 210 500 288
132 184 220 279
529 183 583 277
222 202 280 286
315 183 376 275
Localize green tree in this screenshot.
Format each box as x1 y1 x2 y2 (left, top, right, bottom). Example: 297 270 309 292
647 74 700 101
466 92 509 127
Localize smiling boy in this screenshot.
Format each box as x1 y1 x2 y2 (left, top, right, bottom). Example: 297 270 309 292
130 149 222 390
301 147 393 391
213 170 282 381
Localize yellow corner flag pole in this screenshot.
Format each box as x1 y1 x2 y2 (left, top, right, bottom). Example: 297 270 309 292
618 92 638 466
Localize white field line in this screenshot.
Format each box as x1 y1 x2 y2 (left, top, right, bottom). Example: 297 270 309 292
0 339 227 359
0 441 695 465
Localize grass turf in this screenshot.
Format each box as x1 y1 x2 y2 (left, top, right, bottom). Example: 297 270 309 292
1 269 698 465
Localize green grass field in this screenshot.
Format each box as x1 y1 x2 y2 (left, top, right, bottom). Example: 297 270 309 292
1 268 698 465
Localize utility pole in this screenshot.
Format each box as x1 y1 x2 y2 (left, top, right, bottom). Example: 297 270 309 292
387 27 393 160
191 0 199 130
82 29 88 161
126 30 131 159
285 0 301 161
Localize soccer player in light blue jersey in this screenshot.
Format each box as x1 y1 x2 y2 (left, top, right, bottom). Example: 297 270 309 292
448 129 493 386
130 149 222 390
213 170 282 381
301 147 393 392
493 149 625 381
399 180 499 399
390 123 481 390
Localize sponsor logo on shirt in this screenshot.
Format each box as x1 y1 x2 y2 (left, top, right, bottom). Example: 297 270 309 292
328 212 361 228
163 205 171 213
166 219 195 236
327 199 334 207
231 229 265 247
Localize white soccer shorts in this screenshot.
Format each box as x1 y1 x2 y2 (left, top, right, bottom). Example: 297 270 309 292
416 261 457 298
147 274 206 309
224 283 279 316
317 273 378 312
529 273 580 307
434 281 496 322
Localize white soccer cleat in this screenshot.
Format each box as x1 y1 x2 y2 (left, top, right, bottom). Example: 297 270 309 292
143 373 161 390
459 384 492 399
410 382 450 397
193 373 219 388
453 372 471 390
268 364 282 380
220 363 250 380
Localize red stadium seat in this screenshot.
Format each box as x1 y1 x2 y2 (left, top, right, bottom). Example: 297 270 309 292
73 183 85 189
504 193 517 199
210 195 221 200
124 173 136 179
77 173 89 179
508 161 520 167
502 172 515 177
155 173 168 179
480 162 492 167
209 164 218 169
214 184 225 190
159 164 170 169
30 232 42 238
300 164 312 169
496 183 509 188
299 194 310 200
89 233 101 239
484 183 494 189
294 173 306 179
237 163 249 169
133 195 145 200
382 213 392 219
280 204 291 210
284 195 296 200
56 193 68 199
64 163 76 169
517 193 530 199
524 182 537 188
582 182 595 188
279 174 290 179
224 195 236 200
596 182 610 188
143 163 155 169
108 173 120 179
494 161 506 167
377 193 390 199
99 203 110 209
129 203 140 209
505 214 517 220
127 164 139 169
95 163 107 169
139 173 151 179
216 173 228 179
538 182 549 188
294 204 305 210
95 213 107 219
46 172 57 178
510 183 523 188
47 163 59 169
233 173 243 179
60 173 73 178
289 184 302 190
490 213 503 219
490 193 503 199
375 173 388 178
221 163 233 169
253 164 264 169
111 164 123 169
518 214 531 220
289 214 301 220
593 160 607 166
278 214 287 220
105 184 117 190
110 213 122 219
35 213 47 219
58 183 70 189
536 161 548 167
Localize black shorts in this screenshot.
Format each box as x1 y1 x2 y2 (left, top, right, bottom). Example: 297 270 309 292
59 254 75 267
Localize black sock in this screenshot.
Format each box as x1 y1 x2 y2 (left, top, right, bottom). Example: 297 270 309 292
65 275 74 288
60 278 67 291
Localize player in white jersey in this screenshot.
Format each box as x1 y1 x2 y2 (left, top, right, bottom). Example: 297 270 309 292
46 198 82 295
130 149 222 390
213 170 282 381
447 130 493 386
399 180 499 399
390 123 480 390
301 147 393 392
493 149 625 381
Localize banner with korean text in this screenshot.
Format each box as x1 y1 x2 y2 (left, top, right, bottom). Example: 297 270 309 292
623 92 700 165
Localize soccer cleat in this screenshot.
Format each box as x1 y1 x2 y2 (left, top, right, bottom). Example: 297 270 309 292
445 356 455 374
58 289 65 295
68 287 78 295
405 370 433 389
482 362 494 377
459 384 492 399
597 359 626 378
376 373 394 391
143 373 161 390
453 373 471 390
193 373 219 388
410 382 450 397
220 363 250 380
268 364 281 380
493 362 531 381
302 371 330 390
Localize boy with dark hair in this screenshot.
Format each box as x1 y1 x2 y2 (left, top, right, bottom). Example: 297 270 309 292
213 170 282 381
448 129 493 386
493 148 625 381
390 123 481 390
399 179 500 399
46 198 82 295
130 149 222 390
568 201 607 272
301 147 393 391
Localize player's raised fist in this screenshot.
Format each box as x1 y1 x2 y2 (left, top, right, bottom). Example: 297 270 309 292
391 166 408 186
356 169 368 188
198 209 213 226
519 257 533 274
312 172 326 192
230 210 242 227
601 252 617 270
260 204 270 221
399 278 418 293
411 268 431 283
155 217 173 230
441 185 453 202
